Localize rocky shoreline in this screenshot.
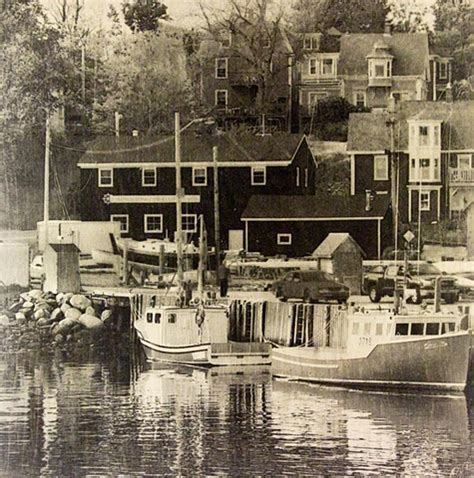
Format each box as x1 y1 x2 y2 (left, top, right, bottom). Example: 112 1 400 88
0 289 116 353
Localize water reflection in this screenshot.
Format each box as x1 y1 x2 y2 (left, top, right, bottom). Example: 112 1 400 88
0 350 472 476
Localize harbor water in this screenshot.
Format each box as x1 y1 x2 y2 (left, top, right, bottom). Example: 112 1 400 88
0 344 473 476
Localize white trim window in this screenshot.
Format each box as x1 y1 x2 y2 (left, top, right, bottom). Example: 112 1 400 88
277 233 292 245
439 61 448 80
304 168 309 187
419 126 429 146
144 214 163 233
192 166 207 186
215 58 228 79
296 166 300 187
369 59 392 78
309 58 317 75
321 58 335 76
420 191 430 211
215 89 228 107
251 166 266 185
457 154 473 169
99 168 113 187
182 214 197 233
353 91 366 108
142 167 157 187
110 214 129 234
410 156 440 182
304 35 319 51
374 155 388 181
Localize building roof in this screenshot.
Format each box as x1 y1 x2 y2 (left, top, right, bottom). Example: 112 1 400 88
49 243 80 253
241 194 390 220
347 101 474 152
78 132 307 166
339 33 429 76
312 233 365 258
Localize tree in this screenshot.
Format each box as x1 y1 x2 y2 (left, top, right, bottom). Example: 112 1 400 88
387 0 430 33
199 0 291 115
122 0 169 33
95 28 196 134
290 0 389 33
0 1 69 228
432 0 474 82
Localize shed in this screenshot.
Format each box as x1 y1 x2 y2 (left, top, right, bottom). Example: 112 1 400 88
312 233 365 294
43 243 81 294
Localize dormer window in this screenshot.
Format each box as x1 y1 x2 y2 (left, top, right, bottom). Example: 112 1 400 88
369 60 392 78
367 41 394 86
303 35 319 51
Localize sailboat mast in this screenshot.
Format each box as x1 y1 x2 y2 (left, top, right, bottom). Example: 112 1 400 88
175 112 184 283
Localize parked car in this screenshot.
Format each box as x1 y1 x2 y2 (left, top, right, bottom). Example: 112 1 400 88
272 270 350 303
363 263 460 304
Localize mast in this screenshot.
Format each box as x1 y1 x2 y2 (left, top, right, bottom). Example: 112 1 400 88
197 215 206 297
175 112 184 283
43 114 51 249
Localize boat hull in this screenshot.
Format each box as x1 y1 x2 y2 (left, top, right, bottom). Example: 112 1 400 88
272 332 471 391
136 332 272 367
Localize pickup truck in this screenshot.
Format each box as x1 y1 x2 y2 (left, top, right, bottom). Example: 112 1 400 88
363 263 460 304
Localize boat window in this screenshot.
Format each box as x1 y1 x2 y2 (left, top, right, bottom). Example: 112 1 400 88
154 313 161 324
395 323 409 335
411 323 424 336
442 322 455 334
375 323 384 336
146 313 153 323
352 322 360 335
426 323 440 335
168 313 176 324
363 322 371 335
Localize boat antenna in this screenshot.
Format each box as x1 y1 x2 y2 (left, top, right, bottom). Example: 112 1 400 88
175 112 184 283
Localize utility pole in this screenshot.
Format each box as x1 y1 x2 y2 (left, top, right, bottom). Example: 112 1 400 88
175 112 184 283
43 114 51 250
388 116 398 261
115 111 122 137
81 43 86 105
213 146 221 284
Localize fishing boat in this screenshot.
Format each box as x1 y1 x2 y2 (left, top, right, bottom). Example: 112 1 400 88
133 112 271 367
272 304 471 392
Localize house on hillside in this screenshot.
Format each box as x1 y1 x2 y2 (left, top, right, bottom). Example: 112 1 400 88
199 23 295 132
347 100 474 226
77 131 316 250
294 22 453 130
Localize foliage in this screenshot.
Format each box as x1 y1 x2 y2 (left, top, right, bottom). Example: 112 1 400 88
432 0 474 82
122 0 169 33
290 0 389 33
199 0 289 114
95 29 196 134
314 153 350 196
387 0 430 32
0 1 70 228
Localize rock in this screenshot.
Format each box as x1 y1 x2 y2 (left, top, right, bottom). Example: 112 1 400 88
101 309 113 322
34 300 50 311
64 308 81 321
34 308 51 320
85 306 96 317
8 301 23 314
0 315 10 327
56 293 65 304
15 312 26 324
23 301 34 310
19 308 33 318
70 294 92 312
20 292 30 302
28 289 44 301
79 314 104 331
37 318 52 328
53 334 65 345
60 303 72 314
63 292 74 304
50 308 63 322
55 317 78 335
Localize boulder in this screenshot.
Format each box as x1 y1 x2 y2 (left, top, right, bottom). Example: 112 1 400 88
101 309 113 322
70 294 92 312
37 318 52 328
63 292 74 304
79 314 105 331
64 307 81 321
56 293 65 304
8 301 23 314
28 289 44 301
20 292 31 302
15 312 26 324
34 301 50 312
23 301 34 310
0 315 10 327
60 303 72 314
50 308 63 322
34 308 51 320
54 317 78 335
85 306 96 317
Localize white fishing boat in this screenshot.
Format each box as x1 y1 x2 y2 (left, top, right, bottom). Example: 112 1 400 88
133 112 271 367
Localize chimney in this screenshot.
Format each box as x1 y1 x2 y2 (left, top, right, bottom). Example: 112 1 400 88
384 20 392 36
446 82 453 103
365 189 374 211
